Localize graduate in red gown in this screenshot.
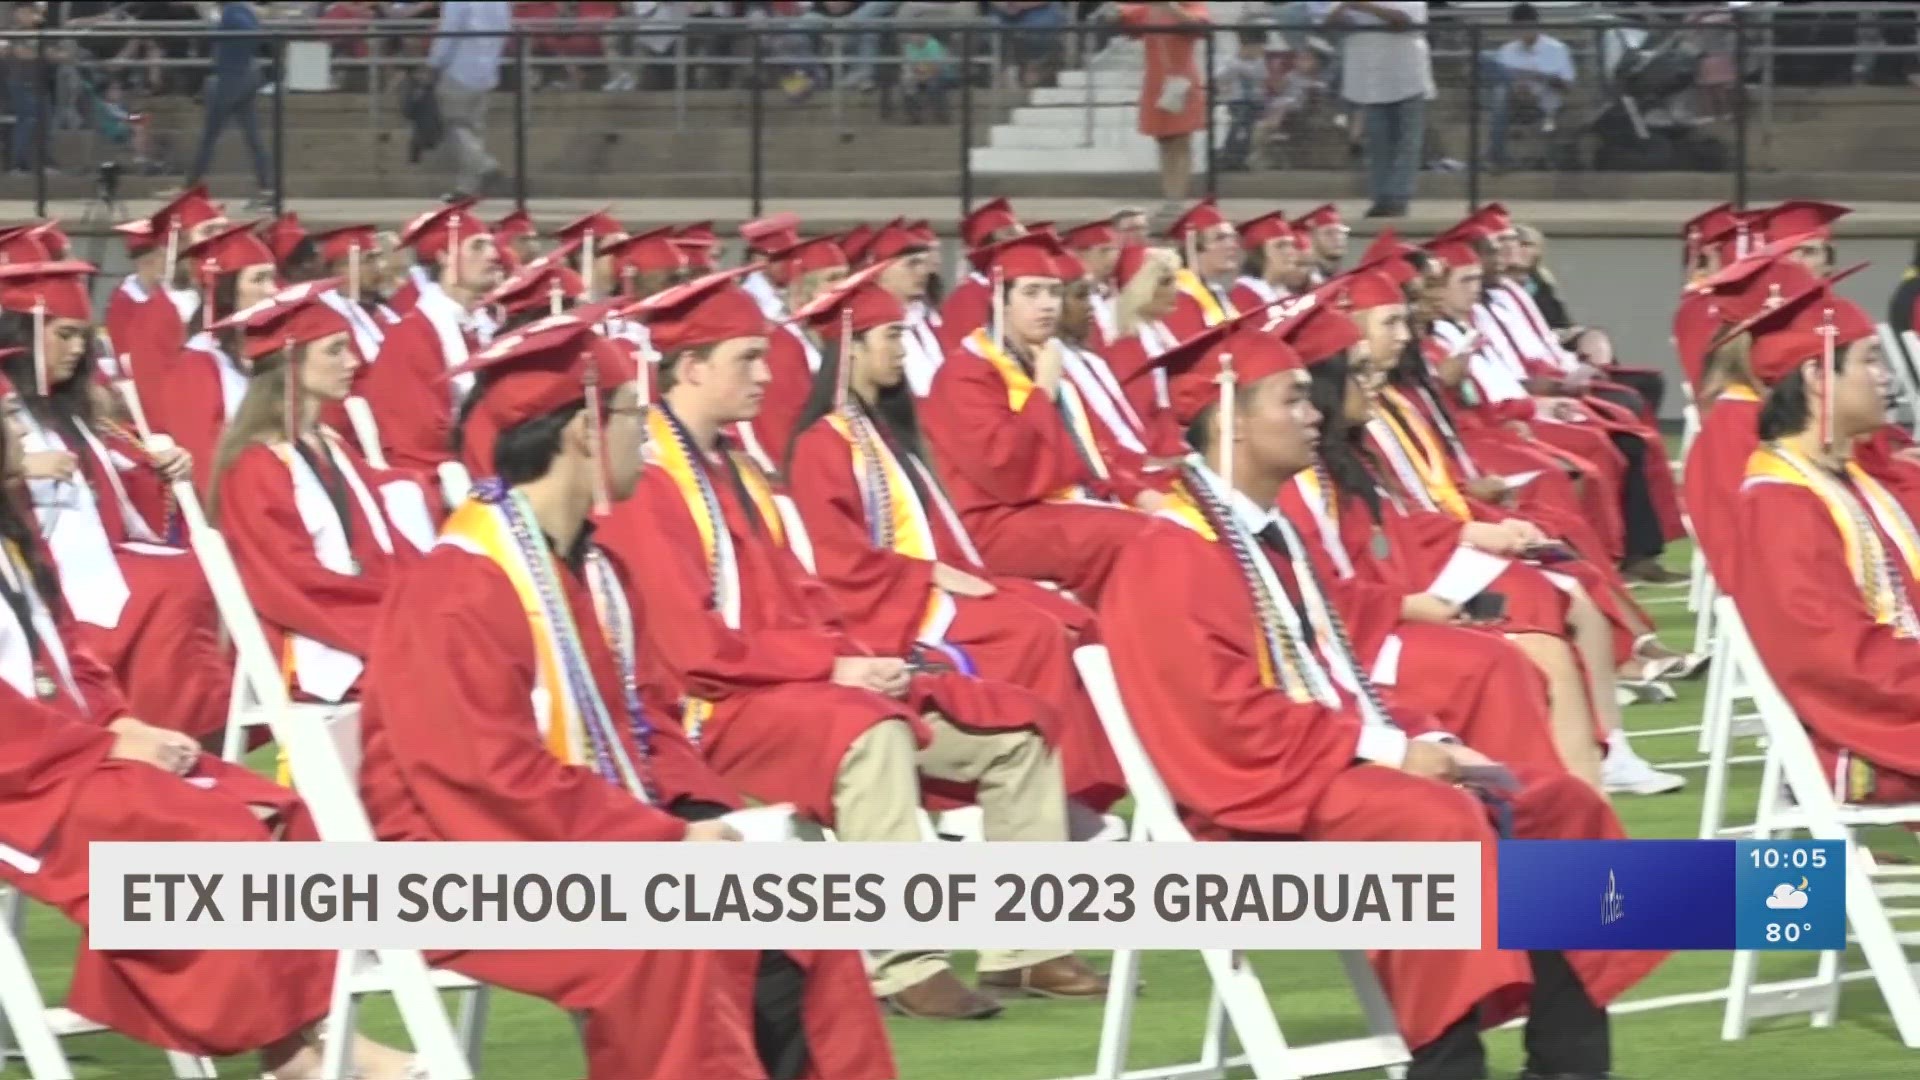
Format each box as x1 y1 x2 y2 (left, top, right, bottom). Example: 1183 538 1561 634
1059 218 1122 349
550 206 630 299
0 370 426 1078
148 222 283 488
1098 318 1664 1079
866 219 948 397
103 186 228 426
1159 198 1243 342
781 264 1125 819
1729 276 1920 805
357 201 504 474
920 234 1161 607
360 311 894 1079
935 197 1024 351
601 270 1107 1019
1228 210 1306 314
1296 202 1350 285
739 211 804 320
1099 243 1192 458
738 235 849 473
206 282 437 708
0 261 233 741
304 224 404 363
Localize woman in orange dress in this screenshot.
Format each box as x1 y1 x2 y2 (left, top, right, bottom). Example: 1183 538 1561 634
1119 2 1210 205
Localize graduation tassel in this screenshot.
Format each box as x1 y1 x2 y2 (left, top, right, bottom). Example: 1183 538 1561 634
201 259 218 329
583 360 612 517
117 353 154 439
162 223 179 289
990 266 1005 353
446 214 462 292
582 232 598 302
1818 307 1837 451
284 335 302 445
347 243 361 304
31 299 47 398
1215 352 1237 487
549 275 565 316
834 307 854 414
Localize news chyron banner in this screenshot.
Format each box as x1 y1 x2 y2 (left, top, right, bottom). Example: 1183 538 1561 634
88 840 1844 952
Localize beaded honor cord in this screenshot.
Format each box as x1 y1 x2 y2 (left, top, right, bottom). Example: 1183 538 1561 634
475 477 660 803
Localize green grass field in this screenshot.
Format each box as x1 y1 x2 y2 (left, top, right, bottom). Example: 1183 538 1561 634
9 541 1920 1078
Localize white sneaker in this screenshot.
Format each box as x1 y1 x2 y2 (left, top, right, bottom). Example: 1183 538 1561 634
1602 748 1687 795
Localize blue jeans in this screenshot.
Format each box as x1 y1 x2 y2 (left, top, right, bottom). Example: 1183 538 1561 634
7 81 45 171
1362 94 1425 204
187 73 271 188
1479 51 1517 167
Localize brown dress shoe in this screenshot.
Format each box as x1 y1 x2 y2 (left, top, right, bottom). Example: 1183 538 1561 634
1622 559 1685 584
882 969 1004 1020
978 955 1109 999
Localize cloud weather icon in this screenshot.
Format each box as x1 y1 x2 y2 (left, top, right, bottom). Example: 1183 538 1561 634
1766 880 1810 910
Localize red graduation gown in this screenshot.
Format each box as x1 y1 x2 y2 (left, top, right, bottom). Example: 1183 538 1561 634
1731 473 1920 804
786 418 1125 810
103 275 189 426
1681 389 1760 594
738 323 818 475
217 442 431 701
920 338 1155 606
1098 517 1664 1051
0 579 328 1057
356 305 476 474
1101 325 1190 461
148 337 245 491
934 273 990 353
604 440 1054 826
359 543 894 1080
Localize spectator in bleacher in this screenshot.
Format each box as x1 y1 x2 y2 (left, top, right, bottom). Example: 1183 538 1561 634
429 0 509 199
183 1 275 206
1116 2 1209 212
1485 2 1573 172
1327 0 1433 219
3 1 53 175
618 0 689 91
900 25 954 123
989 1 1064 89
1218 27 1270 172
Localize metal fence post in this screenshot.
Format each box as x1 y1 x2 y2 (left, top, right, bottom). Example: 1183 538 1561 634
1202 24 1216 198
1732 7 1749 208
1466 21 1481 213
1081 22 1094 149
959 25 974 220
272 37 287 213
749 28 765 217
514 31 530 208
33 32 47 218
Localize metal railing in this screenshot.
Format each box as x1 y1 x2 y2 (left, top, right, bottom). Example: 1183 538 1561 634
0 5 1916 219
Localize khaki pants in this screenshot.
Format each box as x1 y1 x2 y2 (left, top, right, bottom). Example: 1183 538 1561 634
436 83 499 193
833 716 1070 997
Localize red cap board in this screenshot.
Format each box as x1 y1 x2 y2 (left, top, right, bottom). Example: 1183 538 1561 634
1237 212 1294 249
1356 227 1415 268
0 260 96 321
260 213 307 266
485 259 586 319
864 219 930 264
552 207 628 244
311 225 379 266
1112 243 1163 289
1295 204 1345 233
1422 235 1483 271
1163 310 1308 426
0 225 57 265
1061 220 1119 251
23 222 68 260
184 222 279 283
1756 200 1849 245
792 262 905 339
449 312 640 478
674 223 719 270
1275 293 1364 363
1740 281 1874 387
838 224 876 266
1164 198 1230 242
1325 268 1407 312
630 267 771 354
1682 202 1736 257
140 185 226 246
967 232 1069 280
494 208 537 242
401 200 488 259
603 227 689 276
766 236 850 277
740 212 803 254
959 197 1021 249
1055 251 1089 283
209 278 354 361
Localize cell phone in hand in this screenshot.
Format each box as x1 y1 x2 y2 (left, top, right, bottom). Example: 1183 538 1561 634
1458 763 1521 795
1460 591 1508 623
1521 542 1577 564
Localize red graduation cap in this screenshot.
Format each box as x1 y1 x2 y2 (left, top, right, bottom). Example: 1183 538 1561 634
966 232 1069 281
630 266 771 354
1682 202 1736 258
959 197 1021 249
792 262 905 340
1756 200 1849 245
1163 305 1307 426
485 258 586 319
838 224 877 266
603 226 689 276
864 218 931 264
494 208 537 243
209 278 353 362
184 221 279 285
0 224 57 265
552 207 628 244
1356 226 1416 268
0 259 96 321
1422 234 1483 271
311 224 379 266
673 222 720 270
1273 292 1363 364
1164 198 1230 243
1112 243 1160 289
114 218 162 256
23 222 68 260
906 219 939 247
766 236 850 277
1324 267 1408 313
400 199 487 259
1739 279 1874 388
449 311 640 498
117 187 227 257
1055 250 1089 283
1060 219 1119 251
1470 202 1515 236
260 213 307 266
1237 212 1295 249
740 212 803 256
1295 204 1346 233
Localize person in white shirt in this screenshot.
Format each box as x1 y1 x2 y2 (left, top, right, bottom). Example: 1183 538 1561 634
1488 2 1576 170
1327 1 1434 219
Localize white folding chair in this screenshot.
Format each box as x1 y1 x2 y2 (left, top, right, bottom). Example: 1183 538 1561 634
342 396 390 470
1715 597 1920 1048
175 481 488 1080
1880 326 1920 438
1060 646 1409 1080
436 462 474 511
0 887 216 1079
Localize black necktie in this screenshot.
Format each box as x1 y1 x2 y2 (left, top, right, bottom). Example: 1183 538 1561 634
1256 519 1399 729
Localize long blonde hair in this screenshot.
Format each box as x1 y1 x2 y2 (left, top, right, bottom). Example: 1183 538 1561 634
1115 247 1180 339
205 343 307 525
1700 330 1757 405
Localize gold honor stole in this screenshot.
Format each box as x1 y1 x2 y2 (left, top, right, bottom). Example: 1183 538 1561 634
1156 485 1315 703
1745 445 1920 634
438 498 652 799
968 329 1110 499
1173 269 1234 326
1374 387 1473 521
1717 384 1761 404
826 412 948 640
645 408 791 744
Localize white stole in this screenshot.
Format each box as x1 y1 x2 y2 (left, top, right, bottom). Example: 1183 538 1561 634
1234 275 1281 306
903 300 946 398
324 290 389 364
183 332 250 421
415 286 476 400
0 542 82 875
1061 343 1148 455
21 417 138 628
1433 319 1528 404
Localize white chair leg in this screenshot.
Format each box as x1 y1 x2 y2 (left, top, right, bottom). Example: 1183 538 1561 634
1691 567 1717 653
1809 944 1843 1029
456 985 491 1075
1844 841 1920 1047
165 1050 217 1078
220 659 250 763
319 952 360 1080
1092 948 1143 1078
1200 951 1291 1080
1697 642 1737 839
0 897 74 1080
